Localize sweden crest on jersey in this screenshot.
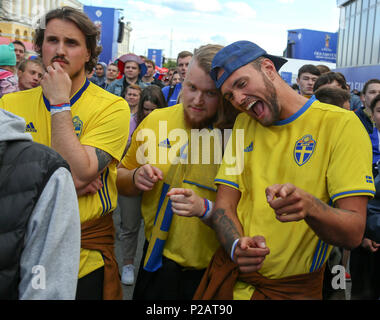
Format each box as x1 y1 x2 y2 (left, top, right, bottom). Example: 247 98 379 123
294 134 316 166
72 116 83 138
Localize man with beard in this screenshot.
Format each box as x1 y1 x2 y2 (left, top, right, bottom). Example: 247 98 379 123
116 44 238 300
193 41 375 300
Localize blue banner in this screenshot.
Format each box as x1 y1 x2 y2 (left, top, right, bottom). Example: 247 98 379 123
281 71 293 85
83 6 120 65
287 29 338 63
148 49 163 68
335 65 380 92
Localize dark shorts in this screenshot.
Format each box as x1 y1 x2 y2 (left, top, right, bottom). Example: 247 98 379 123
133 241 206 300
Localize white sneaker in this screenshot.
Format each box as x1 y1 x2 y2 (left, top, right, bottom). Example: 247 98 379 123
121 264 135 285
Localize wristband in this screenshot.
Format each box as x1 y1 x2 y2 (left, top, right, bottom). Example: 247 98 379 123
230 238 239 262
132 167 140 185
50 103 71 116
200 198 213 220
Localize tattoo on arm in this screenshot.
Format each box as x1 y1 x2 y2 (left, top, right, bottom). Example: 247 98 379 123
212 208 242 254
95 148 113 173
314 197 353 216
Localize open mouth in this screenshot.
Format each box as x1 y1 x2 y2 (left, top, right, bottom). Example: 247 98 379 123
246 100 265 118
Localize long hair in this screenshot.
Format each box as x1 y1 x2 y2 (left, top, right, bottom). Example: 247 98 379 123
33 6 102 73
136 85 167 126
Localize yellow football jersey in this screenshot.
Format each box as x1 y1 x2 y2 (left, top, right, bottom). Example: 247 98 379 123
122 103 220 269
0 79 130 278
215 97 375 299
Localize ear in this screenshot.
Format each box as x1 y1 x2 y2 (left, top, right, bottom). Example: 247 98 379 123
261 58 277 81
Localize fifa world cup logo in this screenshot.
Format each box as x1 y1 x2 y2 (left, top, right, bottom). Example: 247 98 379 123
325 34 331 48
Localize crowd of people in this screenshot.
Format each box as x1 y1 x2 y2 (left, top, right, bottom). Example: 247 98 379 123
1 6 380 301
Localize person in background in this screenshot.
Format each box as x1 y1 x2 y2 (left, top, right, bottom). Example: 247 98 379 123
107 53 148 97
170 71 181 86
335 72 362 111
349 92 380 300
17 58 44 91
162 51 193 106
90 62 107 89
124 84 142 125
0 43 19 97
355 79 380 134
118 85 167 286
142 59 164 88
313 71 348 92
366 95 380 244
12 40 26 67
316 64 330 75
0 108 80 300
296 64 321 98
104 62 119 90
314 86 351 110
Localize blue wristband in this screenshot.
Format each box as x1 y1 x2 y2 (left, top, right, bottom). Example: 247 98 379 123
200 199 213 220
230 238 240 262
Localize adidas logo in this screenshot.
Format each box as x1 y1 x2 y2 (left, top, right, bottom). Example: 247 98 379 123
158 138 171 148
244 141 253 152
25 122 37 133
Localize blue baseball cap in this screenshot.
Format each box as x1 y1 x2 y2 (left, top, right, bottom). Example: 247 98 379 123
210 40 287 89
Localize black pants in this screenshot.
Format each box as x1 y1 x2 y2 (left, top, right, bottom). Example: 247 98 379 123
350 246 380 299
133 241 206 300
75 267 104 300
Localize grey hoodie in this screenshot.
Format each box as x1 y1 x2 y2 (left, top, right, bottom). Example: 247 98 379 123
0 109 81 300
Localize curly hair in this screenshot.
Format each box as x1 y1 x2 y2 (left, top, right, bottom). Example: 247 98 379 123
33 6 102 73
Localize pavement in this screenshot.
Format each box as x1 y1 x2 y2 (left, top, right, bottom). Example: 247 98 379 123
112 207 352 300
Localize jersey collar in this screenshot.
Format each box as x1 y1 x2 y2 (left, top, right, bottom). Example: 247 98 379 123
274 95 316 126
43 78 90 111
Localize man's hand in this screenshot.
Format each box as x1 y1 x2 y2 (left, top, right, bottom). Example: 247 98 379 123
76 175 103 197
167 188 205 217
266 183 314 222
133 164 163 191
40 62 71 105
361 238 380 253
234 236 270 273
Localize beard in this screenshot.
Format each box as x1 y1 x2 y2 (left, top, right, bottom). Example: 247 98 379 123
260 73 281 126
183 106 217 129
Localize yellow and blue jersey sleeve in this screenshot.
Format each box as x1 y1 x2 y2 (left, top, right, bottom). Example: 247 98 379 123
327 111 375 202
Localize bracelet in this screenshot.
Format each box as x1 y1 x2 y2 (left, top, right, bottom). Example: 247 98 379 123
132 167 140 185
50 103 71 116
200 198 213 220
230 238 240 262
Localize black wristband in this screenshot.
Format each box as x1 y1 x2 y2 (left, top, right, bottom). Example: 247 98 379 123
132 167 140 185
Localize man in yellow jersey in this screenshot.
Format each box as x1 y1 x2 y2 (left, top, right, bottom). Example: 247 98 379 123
194 41 375 300
117 44 238 300
0 7 130 300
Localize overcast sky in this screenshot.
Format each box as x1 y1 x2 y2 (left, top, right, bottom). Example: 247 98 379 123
80 0 341 59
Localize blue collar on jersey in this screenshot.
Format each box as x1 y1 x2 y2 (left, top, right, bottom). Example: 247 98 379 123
43 78 90 111
274 95 316 126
